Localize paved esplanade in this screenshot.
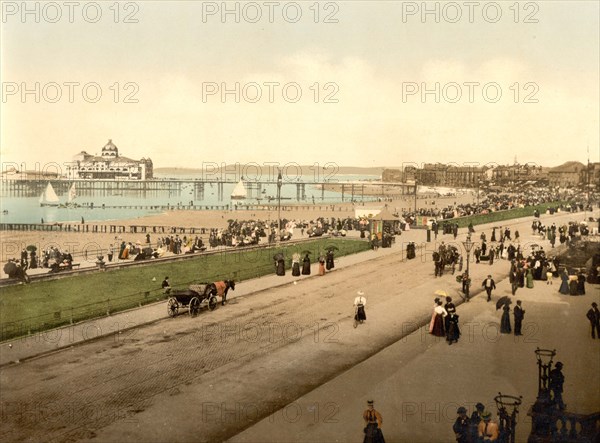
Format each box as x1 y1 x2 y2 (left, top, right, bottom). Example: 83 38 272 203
0 209 598 443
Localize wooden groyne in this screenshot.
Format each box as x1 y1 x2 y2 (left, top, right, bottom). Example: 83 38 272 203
0 204 368 234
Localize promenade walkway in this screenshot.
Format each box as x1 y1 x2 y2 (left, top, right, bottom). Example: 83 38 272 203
0 210 598 443
2 210 595 367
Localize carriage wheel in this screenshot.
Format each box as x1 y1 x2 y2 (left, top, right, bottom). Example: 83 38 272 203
189 297 201 317
167 298 179 317
208 296 218 311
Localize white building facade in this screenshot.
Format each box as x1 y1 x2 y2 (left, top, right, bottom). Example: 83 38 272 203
65 140 153 180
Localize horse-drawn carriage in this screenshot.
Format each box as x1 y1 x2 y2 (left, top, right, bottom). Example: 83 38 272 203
433 245 460 277
167 280 235 317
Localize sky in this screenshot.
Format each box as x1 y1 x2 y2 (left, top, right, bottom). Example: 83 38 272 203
1 0 599 172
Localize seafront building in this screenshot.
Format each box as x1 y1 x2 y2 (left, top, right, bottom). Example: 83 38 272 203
64 139 153 180
382 161 599 189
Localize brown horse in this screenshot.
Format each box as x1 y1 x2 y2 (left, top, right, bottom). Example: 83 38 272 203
204 280 235 305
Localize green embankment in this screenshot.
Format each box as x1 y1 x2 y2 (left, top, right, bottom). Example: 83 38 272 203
0 239 369 341
448 202 565 228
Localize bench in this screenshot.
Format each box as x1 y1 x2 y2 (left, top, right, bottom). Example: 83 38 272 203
54 263 81 272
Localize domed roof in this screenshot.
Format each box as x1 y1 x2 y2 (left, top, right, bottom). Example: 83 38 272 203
102 139 118 152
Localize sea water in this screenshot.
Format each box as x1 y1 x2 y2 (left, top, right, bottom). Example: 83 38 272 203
0 174 381 224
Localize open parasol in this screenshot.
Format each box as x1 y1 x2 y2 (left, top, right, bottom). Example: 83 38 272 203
496 296 512 310
301 250 312 255
273 253 285 261
326 245 339 251
434 289 448 297
4 261 17 276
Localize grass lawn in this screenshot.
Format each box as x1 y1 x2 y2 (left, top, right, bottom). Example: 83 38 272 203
0 238 370 341
448 201 565 229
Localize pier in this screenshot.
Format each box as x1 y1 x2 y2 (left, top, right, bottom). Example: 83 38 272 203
0 178 416 201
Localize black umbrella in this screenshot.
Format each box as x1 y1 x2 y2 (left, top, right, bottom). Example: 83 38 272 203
4 261 17 276
496 296 512 310
326 245 339 251
301 250 312 255
273 253 284 261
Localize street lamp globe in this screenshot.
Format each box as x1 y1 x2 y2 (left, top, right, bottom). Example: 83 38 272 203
462 234 474 254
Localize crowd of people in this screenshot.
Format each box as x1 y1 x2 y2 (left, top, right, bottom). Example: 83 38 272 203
16 246 75 271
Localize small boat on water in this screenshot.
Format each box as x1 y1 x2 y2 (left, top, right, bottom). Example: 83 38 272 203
231 180 247 200
39 183 60 207
64 183 79 207
58 183 81 208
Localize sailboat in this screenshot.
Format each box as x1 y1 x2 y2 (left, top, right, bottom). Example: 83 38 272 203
65 183 79 207
39 183 60 207
231 180 247 200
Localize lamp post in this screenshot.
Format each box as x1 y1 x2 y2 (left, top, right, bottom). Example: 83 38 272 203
414 178 417 215
528 348 557 442
277 169 282 245
495 392 523 443
462 233 474 301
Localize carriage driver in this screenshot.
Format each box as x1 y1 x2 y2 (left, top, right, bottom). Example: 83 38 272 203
162 276 171 295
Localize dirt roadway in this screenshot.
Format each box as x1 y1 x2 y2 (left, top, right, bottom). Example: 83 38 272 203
0 211 597 443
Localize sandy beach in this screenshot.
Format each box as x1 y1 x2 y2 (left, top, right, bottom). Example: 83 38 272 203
0 193 476 275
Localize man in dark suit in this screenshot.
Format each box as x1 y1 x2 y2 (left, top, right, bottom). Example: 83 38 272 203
549 362 566 410
514 300 525 336
453 406 469 443
482 275 496 302
162 276 171 294
586 302 600 339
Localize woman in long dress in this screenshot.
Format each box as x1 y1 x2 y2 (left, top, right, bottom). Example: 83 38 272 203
326 250 335 270
318 256 326 276
431 300 447 337
500 303 512 334
577 272 586 295
301 253 311 275
569 277 578 295
526 268 534 288
558 269 570 294
276 257 285 276
429 298 440 333
446 313 460 344
291 253 301 276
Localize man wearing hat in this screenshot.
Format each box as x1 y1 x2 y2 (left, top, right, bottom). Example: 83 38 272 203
586 302 600 339
549 362 566 410
362 400 385 443
162 276 171 295
453 406 469 443
478 411 499 442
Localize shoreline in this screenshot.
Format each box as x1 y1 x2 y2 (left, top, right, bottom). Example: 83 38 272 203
0 195 472 268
